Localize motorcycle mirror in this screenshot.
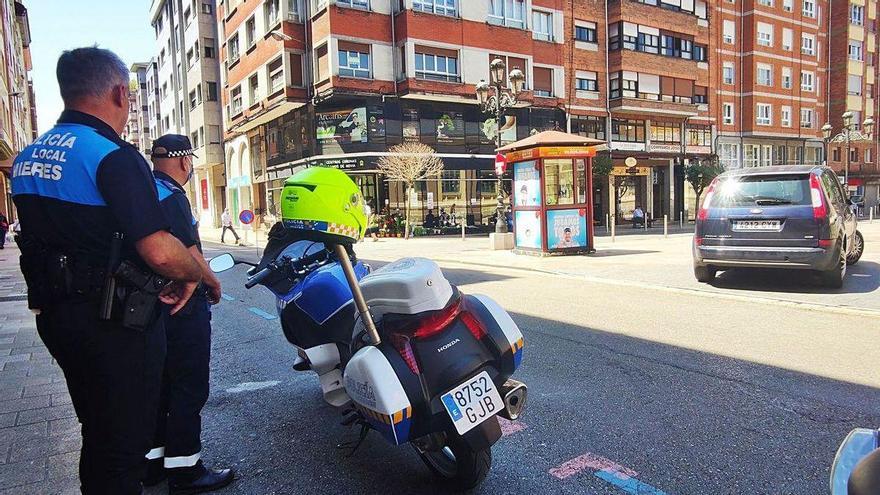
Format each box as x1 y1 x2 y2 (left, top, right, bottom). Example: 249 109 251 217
208 253 236 273
831 428 879 494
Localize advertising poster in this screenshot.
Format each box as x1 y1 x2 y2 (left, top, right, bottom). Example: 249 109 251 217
546 209 587 250
480 115 518 145
436 111 465 145
513 161 541 207
402 108 420 142
367 106 386 142
515 211 542 249
316 107 368 143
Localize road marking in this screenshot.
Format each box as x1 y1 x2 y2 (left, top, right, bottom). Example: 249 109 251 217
225 380 281 394
595 470 669 495
549 452 638 480
248 307 277 320
498 417 526 437
221 294 236 301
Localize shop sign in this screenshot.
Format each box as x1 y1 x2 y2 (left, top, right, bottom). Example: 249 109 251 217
312 156 375 170
316 107 368 144
505 146 597 162
686 145 712 154
611 142 646 152
648 143 681 154
547 209 587 250
514 210 542 249
611 166 650 176
200 179 209 210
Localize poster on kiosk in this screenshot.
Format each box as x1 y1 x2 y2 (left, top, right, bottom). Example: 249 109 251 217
547 209 588 249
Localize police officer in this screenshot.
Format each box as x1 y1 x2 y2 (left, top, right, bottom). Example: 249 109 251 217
144 135 235 493
11 47 203 494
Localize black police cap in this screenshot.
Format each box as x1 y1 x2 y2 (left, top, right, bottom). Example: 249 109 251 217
151 134 198 158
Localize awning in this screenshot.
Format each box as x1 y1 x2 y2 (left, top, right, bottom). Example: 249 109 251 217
228 101 305 135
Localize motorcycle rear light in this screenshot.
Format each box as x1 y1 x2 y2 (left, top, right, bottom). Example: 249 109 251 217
389 333 420 375
459 310 487 341
809 174 828 220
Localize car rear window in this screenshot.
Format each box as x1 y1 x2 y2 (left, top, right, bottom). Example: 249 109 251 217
712 174 811 207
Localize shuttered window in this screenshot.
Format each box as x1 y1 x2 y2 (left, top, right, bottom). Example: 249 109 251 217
533 67 553 96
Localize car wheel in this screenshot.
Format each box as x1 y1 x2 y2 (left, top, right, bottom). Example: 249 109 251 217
846 230 864 266
820 242 846 289
694 265 716 283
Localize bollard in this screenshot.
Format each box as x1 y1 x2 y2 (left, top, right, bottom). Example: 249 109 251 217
871 206 875 223
461 221 466 241
644 215 648 231
606 213 610 233
611 215 616 243
664 215 668 238
680 211 684 229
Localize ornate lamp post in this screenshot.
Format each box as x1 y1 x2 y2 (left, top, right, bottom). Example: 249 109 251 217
823 112 874 188
476 58 526 234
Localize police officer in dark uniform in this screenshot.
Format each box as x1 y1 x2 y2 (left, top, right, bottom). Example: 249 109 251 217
144 135 235 493
11 47 203 494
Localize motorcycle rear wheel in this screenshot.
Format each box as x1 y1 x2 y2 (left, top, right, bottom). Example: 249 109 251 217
414 433 492 490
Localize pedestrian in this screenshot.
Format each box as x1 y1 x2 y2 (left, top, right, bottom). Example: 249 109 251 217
0 213 8 249
632 205 645 228
11 47 203 494
220 208 240 244
146 134 234 493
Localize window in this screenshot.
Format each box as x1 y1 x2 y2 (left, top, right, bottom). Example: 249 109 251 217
202 1 213 14
609 71 637 99
801 71 814 92
801 34 815 55
723 62 735 85
757 22 773 47
228 34 240 63
659 75 694 103
267 58 284 93
231 86 242 114
289 53 304 87
782 28 793 51
782 67 792 89
413 0 457 16
315 44 329 82
848 74 863 95
849 41 863 61
575 24 597 42
571 115 605 140
532 10 553 41
576 72 598 91
248 74 259 105
723 20 735 44
650 121 681 143
338 43 371 79
720 143 739 169
832 147 841 162
800 108 814 128
337 0 369 9
851 5 864 25
543 159 574 206
866 148 873 163
204 38 215 58
206 81 218 101
611 119 645 142
757 64 772 86
184 5 192 26
191 130 200 149
694 44 707 62
208 125 221 145
694 85 708 104
533 67 553 97
781 106 791 127
186 48 196 69
783 0 792 11
265 0 281 26
488 0 525 29
758 0 772 5
415 47 459 82
246 16 256 49
639 31 660 55
756 103 772 125
687 125 711 147
802 0 815 17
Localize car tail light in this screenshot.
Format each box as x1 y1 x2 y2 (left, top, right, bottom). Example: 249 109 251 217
697 178 720 221
810 174 828 220
818 239 833 248
694 236 703 246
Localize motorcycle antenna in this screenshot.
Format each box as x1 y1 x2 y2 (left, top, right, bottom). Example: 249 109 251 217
333 244 381 346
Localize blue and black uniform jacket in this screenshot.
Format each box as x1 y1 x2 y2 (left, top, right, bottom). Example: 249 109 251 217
153 171 202 253
11 110 169 264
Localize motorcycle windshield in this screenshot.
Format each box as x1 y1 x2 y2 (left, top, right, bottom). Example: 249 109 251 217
831 428 879 494
258 222 325 270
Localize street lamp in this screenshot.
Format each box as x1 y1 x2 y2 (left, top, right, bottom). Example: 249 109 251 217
823 112 875 188
476 58 525 234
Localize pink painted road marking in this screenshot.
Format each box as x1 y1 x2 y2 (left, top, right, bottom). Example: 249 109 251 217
498 417 527 437
548 452 639 480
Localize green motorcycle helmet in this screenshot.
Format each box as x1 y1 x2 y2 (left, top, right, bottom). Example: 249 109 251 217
280 167 367 244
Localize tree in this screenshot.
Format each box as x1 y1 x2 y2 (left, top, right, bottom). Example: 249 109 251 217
591 152 630 219
377 142 444 239
685 154 724 215
592 151 613 178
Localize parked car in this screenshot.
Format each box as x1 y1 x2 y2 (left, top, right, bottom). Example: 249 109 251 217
693 165 865 288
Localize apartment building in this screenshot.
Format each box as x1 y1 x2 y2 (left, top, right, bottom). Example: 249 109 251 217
127 62 155 154
828 0 879 208
0 0 35 220
150 0 226 227
714 0 828 173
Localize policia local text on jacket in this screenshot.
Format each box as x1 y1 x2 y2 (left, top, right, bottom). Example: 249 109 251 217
11 107 201 494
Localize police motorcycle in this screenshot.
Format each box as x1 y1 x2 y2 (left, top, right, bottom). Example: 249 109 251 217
830 427 880 494
210 168 527 489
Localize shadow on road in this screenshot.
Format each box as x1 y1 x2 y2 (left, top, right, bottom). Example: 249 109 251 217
588 249 660 258
708 260 880 295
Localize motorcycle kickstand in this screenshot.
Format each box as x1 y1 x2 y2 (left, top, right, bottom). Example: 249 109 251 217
336 422 371 457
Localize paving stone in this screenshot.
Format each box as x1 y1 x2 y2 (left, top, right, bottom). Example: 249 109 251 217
0 395 51 415
47 451 78 481
10 347 47 356
22 381 68 398
16 405 76 426
0 458 46 489
50 394 72 407
0 387 22 401
0 477 79 495
0 422 48 444
48 418 79 438
0 413 16 429
0 354 28 370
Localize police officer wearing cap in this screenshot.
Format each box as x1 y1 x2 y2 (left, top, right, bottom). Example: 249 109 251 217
11 47 203 494
144 135 235 493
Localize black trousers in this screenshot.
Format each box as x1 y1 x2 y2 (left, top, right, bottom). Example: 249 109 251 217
150 297 211 469
221 226 239 242
36 300 165 494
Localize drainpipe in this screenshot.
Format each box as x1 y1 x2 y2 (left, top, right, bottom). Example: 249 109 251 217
391 1 398 95
738 0 744 167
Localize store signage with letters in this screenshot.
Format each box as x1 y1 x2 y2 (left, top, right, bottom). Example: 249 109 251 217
611 166 651 176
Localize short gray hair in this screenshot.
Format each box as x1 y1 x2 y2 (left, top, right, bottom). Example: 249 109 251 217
56 46 129 103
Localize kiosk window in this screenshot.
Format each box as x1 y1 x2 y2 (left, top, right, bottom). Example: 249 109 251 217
575 159 588 203
544 159 574 206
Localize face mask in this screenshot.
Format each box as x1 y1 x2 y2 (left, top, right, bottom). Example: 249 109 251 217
183 158 194 185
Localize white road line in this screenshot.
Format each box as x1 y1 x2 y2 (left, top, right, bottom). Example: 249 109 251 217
225 381 281 394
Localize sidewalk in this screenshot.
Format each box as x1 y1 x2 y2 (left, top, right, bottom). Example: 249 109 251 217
0 245 79 494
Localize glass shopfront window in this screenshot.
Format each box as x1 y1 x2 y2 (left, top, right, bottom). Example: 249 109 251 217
575 158 588 203
544 159 574 206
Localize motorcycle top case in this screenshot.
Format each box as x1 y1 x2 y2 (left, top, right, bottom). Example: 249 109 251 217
360 258 453 317
344 346 414 445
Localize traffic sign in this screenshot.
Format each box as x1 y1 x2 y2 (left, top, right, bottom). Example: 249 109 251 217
239 209 255 225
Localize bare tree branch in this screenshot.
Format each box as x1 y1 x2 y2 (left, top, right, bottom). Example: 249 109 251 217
377 142 445 184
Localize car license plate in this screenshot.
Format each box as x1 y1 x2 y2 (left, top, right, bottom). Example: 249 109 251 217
441 371 504 435
733 220 781 231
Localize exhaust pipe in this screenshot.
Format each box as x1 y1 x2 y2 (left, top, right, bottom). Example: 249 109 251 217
498 379 527 421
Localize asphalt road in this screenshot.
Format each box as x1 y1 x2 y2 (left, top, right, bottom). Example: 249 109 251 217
169 238 880 495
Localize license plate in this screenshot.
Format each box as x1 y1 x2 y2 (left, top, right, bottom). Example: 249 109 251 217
441 371 504 435
733 220 781 231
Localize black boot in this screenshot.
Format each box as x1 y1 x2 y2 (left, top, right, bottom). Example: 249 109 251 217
142 458 167 487
168 460 235 495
